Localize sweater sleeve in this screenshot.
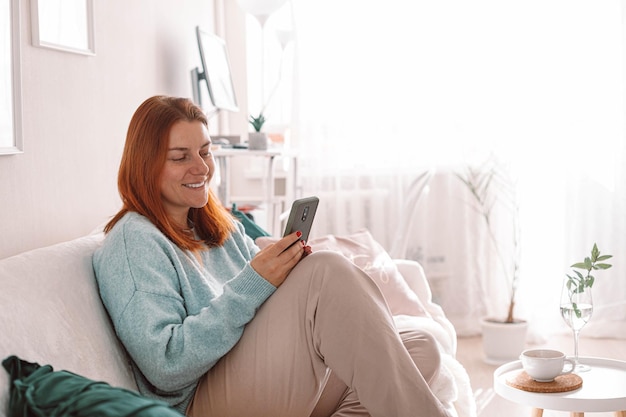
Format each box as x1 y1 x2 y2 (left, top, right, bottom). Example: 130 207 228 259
93 216 276 395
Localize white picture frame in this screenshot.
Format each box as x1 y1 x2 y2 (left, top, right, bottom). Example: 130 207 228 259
0 0 23 155
31 0 96 56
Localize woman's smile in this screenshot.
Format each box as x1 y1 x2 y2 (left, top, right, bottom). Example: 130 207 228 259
183 180 207 189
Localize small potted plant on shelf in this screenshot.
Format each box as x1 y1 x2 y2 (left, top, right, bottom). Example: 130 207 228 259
456 155 524 364
248 113 268 150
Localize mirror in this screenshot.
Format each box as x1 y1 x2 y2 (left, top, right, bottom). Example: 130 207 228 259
0 0 23 155
31 0 95 56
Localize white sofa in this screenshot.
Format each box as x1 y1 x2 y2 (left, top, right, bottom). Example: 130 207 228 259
0 232 476 417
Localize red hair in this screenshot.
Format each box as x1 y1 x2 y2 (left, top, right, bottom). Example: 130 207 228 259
104 95 235 250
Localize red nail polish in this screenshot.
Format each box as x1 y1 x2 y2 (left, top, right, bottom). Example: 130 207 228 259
296 231 302 238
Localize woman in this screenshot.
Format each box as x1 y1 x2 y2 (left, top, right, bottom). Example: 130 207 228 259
93 95 452 417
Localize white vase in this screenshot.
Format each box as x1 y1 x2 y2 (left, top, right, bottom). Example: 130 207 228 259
248 132 268 150
481 318 528 365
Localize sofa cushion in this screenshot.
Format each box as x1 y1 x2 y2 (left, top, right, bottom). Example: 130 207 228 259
231 203 270 239
2 356 183 417
0 234 137 416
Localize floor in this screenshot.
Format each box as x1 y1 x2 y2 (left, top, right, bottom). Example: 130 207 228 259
455 335 626 417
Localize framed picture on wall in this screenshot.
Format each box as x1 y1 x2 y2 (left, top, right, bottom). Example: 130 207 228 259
1 0 23 155
31 0 96 56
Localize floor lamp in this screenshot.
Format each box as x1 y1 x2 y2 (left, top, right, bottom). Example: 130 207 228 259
236 0 289 115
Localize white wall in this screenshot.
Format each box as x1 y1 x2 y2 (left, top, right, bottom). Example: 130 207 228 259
0 0 218 259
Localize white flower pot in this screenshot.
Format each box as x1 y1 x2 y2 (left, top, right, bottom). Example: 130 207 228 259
248 132 268 150
481 317 528 365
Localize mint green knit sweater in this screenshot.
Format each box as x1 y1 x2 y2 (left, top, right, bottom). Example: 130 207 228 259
93 212 276 414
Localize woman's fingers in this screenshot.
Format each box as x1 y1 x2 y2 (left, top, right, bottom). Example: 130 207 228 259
250 232 306 287
272 231 303 254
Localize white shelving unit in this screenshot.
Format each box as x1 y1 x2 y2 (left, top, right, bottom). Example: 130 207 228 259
213 147 299 236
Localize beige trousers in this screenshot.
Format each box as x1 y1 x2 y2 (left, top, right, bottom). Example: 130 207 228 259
187 251 450 417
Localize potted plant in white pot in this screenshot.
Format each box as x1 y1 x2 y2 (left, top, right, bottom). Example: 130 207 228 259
248 113 268 150
457 155 525 364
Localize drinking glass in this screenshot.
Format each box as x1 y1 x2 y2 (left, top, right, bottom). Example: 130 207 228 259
560 277 593 372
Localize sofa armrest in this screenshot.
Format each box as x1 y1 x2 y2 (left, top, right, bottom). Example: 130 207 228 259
393 259 457 355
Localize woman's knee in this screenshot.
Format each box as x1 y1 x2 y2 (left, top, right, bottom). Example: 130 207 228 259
302 250 352 270
294 250 365 286
300 251 382 294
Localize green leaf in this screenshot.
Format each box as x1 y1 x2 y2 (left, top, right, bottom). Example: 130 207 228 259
248 113 266 132
591 243 599 261
568 243 612 293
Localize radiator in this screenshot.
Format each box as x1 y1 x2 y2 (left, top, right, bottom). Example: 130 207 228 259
310 188 398 250
305 170 434 256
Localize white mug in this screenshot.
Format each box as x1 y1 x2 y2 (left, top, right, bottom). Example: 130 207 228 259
520 349 575 382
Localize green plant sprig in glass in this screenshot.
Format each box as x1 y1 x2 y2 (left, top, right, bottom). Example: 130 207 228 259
565 243 612 318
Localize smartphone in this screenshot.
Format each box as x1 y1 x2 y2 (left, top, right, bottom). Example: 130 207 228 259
283 196 319 243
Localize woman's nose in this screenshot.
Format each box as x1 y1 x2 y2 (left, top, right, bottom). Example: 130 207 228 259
191 155 210 174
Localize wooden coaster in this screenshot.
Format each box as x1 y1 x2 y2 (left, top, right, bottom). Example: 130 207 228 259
506 371 583 393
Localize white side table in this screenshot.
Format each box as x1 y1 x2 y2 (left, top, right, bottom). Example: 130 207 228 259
213 148 298 236
494 357 626 417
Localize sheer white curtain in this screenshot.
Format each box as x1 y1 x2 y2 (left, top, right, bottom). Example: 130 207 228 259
253 0 626 338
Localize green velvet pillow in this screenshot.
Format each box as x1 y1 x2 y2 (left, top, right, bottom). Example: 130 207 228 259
231 203 271 240
2 356 185 417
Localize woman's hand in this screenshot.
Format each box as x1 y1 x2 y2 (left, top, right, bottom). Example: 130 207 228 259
250 231 312 287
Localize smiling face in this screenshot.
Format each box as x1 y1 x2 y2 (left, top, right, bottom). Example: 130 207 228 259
160 120 214 228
